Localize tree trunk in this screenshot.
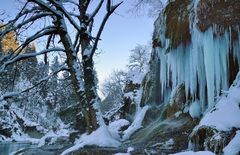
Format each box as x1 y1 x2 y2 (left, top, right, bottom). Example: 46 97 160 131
55 14 100 134
82 55 100 133
54 18 87 133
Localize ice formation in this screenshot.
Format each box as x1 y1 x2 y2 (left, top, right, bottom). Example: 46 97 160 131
154 0 240 112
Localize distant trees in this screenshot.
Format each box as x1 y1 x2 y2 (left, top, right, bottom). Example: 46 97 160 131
101 44 150 121
101 70 127 119
0 35 79 136
101 70 127 98
134 0 166 17
0 0 122 134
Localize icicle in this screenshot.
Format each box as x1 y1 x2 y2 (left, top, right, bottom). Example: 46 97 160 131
154 1 240 113
152 0 240 113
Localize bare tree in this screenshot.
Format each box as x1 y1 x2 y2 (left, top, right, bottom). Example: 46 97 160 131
128 44 150 72
0 0 122 134
101 70 127 98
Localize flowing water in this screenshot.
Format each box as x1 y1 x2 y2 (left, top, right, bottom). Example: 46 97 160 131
0 142 36 155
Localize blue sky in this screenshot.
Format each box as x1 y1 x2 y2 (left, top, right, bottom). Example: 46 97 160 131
0 0 154 85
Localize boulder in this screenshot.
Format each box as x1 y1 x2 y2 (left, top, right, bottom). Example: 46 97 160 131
190 126 238 154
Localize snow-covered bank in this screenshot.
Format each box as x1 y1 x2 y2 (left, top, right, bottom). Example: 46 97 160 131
60 125 121 155
60 105 149 154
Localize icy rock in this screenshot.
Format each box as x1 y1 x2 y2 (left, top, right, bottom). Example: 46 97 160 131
189 101 201 119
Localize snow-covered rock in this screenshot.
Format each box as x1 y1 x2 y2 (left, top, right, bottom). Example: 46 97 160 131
189 101 201 119
190 73 240 154
60 125 121 155
122 105 149 141
108 119 130 140
196 73 240 131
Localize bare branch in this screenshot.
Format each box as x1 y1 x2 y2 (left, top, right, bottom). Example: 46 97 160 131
91 1 123 58
0 6 40 29
0 47 64 71
48 0 82 32
28 0 60 16
0 12 52 38
7 26 57 61
88 0 104 24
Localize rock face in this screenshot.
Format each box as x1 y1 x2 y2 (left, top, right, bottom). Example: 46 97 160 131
131 0 240 153
141 0 240 121
197 0 240 32
164 0 192 48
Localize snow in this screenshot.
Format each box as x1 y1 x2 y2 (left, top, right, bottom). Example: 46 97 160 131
127 69 146 84
223 130 240 155
174 111 182 118
114 147 134 155
166 138 174 145
124 86 144 116
60 126 121 155
108 119 130 140
122 105 149 141
114 152 130 155
73 60 84 92
169 84 181 106
103 103 124 120
171 151 215 155
189 101 201 119
38 128 70 147
0 92 20 101
83 46 92 57
11 134 40 144
197 73 240 131
151 138 174 149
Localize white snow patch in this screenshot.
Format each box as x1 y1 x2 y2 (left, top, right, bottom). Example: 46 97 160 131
11 134 40 144
174 111 182 118
114 153 130 155
60 126 120 155
108 119 130 140
83 46 92 57
127 69 145 84
151 138 174 149
38 128 69 147
122 105 149 141
0 92 20 101
114 147 134 155
171 151 215 155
